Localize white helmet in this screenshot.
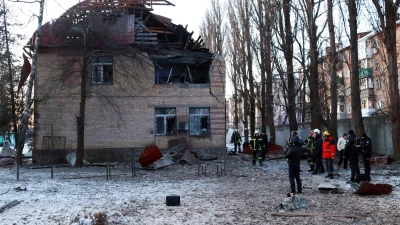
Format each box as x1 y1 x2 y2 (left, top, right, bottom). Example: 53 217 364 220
313 129 320 134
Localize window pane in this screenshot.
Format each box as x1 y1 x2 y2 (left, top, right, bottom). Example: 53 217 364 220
189 107 210 136
103 65 113 84
155 108 176 136
92 66 102 83
92 56 113 84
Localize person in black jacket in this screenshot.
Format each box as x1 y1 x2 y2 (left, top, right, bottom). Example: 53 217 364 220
344 130 360 182
249 132 263 166
260 131 269 161
283 136 303 194
230 130 242 155
304 130 316 172
311 129 325 174
360 132 372 175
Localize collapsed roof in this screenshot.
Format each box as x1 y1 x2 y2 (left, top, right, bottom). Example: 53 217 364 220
28 0 213 65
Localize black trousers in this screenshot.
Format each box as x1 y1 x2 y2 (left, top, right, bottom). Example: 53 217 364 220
288 164 302 193
234 143 241 153
349 156 360 182
338 150 348 169
314 155 324 173
261 147 268 160
252 150 263 165
307 149 315 170
363 154 371 174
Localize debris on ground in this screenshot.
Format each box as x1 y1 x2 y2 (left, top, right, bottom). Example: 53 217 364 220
0 200 23 213
317 183 342 194
275 194 309 213
271 212 364 219
352 181 393 195
14 187 27 192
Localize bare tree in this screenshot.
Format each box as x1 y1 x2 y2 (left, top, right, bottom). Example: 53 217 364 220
327 0 338 139
0 0 19 144
302 0 327 130
14 0 44 165
200 0 225 56
281 0 298 132
347 0 365 135
250 0 276 142
370 0 400 157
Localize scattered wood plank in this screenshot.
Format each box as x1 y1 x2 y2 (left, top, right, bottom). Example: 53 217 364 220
0 200 23 213
271 213 363 219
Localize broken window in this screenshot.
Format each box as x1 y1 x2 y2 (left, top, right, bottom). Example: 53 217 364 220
155 64 210 84
189 107 210 136
155 108 176 136
92 56 113 85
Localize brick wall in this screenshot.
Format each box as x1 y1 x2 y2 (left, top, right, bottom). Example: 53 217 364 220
34 50 226 164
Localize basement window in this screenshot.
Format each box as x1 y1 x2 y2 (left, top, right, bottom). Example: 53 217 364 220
155 64 210 84
189 107 210 136
155 108 176 136
92 56 113 85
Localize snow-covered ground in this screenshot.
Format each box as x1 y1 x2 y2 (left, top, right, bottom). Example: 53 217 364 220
1 153 399 225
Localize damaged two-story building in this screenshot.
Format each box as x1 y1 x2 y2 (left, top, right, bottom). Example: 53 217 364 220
26 0 226 164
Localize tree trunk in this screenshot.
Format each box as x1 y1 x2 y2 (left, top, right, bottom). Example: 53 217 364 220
283 0 298 132
242 2 256 136
371 0 400 157
16 0 45 164
348 0 365 135
306 0 324 130
75 36 89 167
1 0 19 162
328 0 338 140
265 24 275 144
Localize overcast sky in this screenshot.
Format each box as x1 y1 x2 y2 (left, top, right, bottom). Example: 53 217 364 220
10 0 210 43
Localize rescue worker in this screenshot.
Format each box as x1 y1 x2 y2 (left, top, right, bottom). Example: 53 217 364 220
304 130 315 172
230 129 242 155
249 132 263 166
322 131 336 179
260 131 269 161
344 129 360 182
360 132 372 175
337 133 348 169
283 134 303 194
311 129 325 174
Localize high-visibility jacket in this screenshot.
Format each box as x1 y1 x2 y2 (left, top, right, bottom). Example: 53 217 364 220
322 136 336 159
304 136 315 152
231 132 241 144
250 136 263 151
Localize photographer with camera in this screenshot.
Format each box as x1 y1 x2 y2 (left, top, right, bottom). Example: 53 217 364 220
344 130 360 182
360 132 372 175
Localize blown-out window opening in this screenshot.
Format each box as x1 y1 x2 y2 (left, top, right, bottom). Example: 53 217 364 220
189 107 210 136
155 107 177 136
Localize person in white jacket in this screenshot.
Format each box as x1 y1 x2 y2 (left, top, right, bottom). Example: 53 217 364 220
337 133 348 169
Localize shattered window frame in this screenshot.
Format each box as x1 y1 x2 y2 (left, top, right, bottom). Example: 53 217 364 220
155 107 177 136
154 64 210 84
91 56 114 85
189 107 210 136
